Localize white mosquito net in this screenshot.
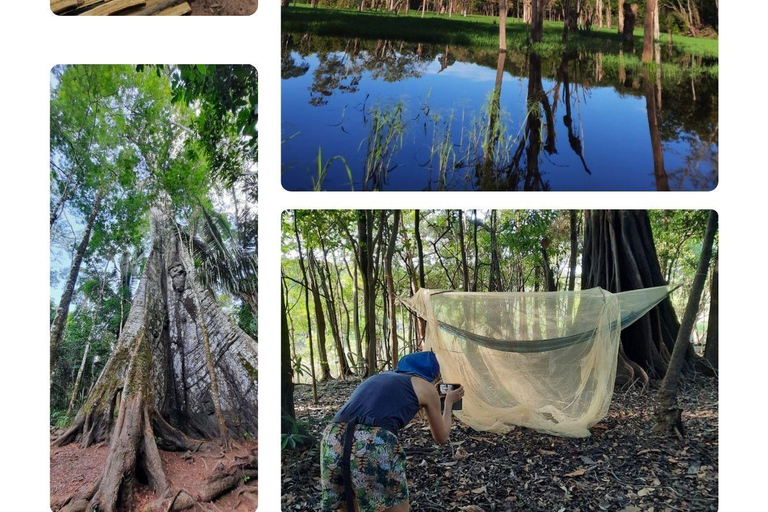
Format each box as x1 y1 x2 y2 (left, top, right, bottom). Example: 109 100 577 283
405 286 674 437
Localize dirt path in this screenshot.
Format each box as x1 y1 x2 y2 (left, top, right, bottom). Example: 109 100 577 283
282 377 718 511
189 0 256 15
51 435 258 511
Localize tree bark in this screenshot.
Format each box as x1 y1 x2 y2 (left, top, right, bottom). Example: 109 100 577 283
293 214 318 403
568 210 578 291
51 189 104 372
582 210 697 383
359 210 378 377
499 0 508 51
385 211 401 369
642 0 658 62
703 252 718 370
308 251 333 382
459 210 469 291
318 241 351 379
618 0 625 33
655 211 717 437
415 210 426 288
53 202 257 512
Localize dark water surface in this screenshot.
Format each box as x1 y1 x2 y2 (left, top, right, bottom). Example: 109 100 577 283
282 36 717 191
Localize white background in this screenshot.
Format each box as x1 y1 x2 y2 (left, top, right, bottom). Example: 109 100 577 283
0 2 763 510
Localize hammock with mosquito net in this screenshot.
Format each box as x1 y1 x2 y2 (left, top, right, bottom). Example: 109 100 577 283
403 286 676 437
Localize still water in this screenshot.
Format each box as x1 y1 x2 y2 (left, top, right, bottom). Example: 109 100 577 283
282 36 717 191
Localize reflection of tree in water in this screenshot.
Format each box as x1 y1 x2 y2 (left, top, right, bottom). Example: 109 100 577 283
282 35 718 191
475 51 593 191
281 34 310 80
291 36 432 107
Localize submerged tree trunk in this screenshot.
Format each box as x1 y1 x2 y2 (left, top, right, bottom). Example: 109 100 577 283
51 190 104 372
654 211 717 437
53 203 257 512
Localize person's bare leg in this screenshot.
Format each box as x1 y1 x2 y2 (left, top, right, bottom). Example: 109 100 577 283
383 500 410 512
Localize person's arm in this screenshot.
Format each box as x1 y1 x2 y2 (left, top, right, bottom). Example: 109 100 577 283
412 377 464 444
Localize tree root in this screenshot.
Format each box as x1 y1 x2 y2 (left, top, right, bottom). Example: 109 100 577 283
653 404 686 440
146 450 257 512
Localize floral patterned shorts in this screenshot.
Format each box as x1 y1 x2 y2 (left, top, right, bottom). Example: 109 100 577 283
320 422 408 512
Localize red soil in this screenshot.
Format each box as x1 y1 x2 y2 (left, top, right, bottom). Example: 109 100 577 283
51 439 258 512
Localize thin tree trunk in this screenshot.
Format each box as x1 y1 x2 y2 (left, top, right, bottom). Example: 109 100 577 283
51 189 104 372
415 210 426 288
386 211 401 368
308 251 332 382
642 0 658 62
293 214 318 403
499 0 508 50
655 211 717 437
459 210 469 291
472 210 479 291
359 211 378 377
568 210 578 291
618 0 625 33
703 253 718 369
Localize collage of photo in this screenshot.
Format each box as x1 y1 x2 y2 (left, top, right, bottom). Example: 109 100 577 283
35 2 725 512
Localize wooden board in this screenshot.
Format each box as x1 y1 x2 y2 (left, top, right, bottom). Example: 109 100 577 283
80 0 146 15
51 0 79 14
154 2 191 15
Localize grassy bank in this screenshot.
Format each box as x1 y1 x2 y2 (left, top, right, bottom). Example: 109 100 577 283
282 5 718 58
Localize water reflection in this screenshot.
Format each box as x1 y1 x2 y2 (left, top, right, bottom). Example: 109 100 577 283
282 34 718 191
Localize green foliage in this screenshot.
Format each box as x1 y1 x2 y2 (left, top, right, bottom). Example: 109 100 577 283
282 6 718 58
51 409 72 428
281 415 311 451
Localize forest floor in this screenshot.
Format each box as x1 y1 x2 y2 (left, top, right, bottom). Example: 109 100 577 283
50 432 258 512
189 0 256 15
282 376 718 511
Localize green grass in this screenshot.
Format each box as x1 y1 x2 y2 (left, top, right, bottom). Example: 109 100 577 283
283 5 718 58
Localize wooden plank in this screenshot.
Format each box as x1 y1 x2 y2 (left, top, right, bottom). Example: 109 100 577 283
127 0 183 15
81 0 146 15
51 0 79 14
153 2 191 15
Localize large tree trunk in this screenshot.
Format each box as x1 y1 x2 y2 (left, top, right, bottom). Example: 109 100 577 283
654 211 717 437
53 203 258 512
51 190 104 372
582 210 697 384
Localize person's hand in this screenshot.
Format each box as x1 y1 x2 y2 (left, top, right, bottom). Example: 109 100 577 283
444 384 464 406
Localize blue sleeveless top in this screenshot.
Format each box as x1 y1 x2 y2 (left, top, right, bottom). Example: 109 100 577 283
333 372 420 434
